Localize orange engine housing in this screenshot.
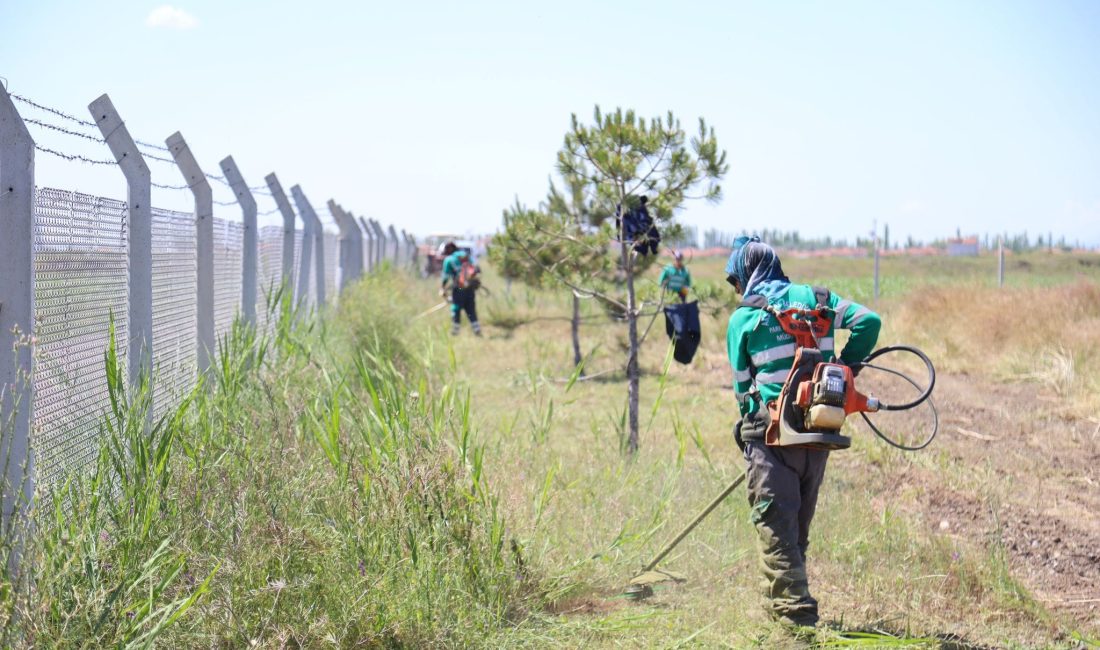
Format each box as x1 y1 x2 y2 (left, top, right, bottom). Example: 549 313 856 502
794 362 878 415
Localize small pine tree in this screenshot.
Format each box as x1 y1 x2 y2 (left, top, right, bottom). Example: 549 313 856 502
498 106 727 454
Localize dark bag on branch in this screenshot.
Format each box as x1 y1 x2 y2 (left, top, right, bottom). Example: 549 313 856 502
615 202 660 255
663 301 701 365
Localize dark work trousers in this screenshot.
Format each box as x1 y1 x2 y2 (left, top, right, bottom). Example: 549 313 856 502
743 441 830 626
450 287 479 329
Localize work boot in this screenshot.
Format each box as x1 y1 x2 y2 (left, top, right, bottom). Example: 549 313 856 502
471 321 482 337
451 323 460 336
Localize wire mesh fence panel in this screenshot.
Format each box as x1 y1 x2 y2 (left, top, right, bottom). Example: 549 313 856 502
323 231 338 304
152 207 197 420
256 226 284 332
32 188 129 490
294 230 312 306
213 217 244 337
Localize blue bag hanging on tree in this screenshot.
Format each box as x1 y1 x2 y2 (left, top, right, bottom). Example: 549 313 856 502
663 301 701 364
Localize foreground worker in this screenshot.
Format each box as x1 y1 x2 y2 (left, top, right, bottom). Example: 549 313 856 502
725 236 880 629
440 242 482 336
658 250 693 302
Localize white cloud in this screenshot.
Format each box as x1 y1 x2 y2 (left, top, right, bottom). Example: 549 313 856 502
146 5 199 29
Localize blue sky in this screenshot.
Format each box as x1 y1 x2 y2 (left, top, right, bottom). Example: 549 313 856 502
3 0 1098 245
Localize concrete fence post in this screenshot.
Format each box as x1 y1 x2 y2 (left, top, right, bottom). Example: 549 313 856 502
342 207 364 280
365 216 378 271
366 219 378 268
0 84 36 539
166 132 215 373
387 225 400 264
400 230 411 267
265 173 298 297
290 185 325 307
335 209 349 290
371 220 386 267
288 185 313 307
328 200 353 292
404 231 418 269
346 210 365 279
89 94 152 392
220 156 257 326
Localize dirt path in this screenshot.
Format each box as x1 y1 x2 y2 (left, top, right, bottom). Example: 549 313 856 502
906 372 1100 631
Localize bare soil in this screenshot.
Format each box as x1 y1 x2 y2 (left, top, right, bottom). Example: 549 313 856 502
908 373 1100 631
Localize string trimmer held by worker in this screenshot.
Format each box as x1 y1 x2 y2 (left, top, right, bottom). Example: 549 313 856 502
440 241 482 337
725 235 880 630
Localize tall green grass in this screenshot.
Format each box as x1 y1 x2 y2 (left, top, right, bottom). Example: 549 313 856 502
0 271 528 647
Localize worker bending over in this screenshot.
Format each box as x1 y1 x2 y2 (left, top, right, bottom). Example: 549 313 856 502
725 235 880 629
440 242 482 336
658 250 693 302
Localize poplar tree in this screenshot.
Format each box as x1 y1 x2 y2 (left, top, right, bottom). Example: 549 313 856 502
496 106 727 454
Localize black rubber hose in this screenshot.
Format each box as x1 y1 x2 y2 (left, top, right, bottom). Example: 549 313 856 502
857 345 936 411
852 344 939 451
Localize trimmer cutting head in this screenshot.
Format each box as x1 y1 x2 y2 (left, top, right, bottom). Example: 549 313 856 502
624 569 687 600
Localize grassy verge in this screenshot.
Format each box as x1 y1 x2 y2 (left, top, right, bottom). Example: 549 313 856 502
446 255 1097 648
0 272 528 647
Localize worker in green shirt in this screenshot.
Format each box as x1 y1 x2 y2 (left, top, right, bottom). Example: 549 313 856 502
658 250 692 302
440 242 482 337
725 235 880 630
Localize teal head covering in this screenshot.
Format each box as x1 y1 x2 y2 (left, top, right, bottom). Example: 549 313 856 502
724 235 789 297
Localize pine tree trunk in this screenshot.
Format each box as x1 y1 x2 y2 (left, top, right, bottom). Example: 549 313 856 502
571 293 582 368
624 241 640 454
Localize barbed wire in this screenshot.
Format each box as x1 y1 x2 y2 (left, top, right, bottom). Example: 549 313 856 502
15 93 294 207
33 144 115 166
135 139 170 153
23 117 104 144
11 93 97 128
151 181 190 191
259 207 283 216
143 151 177 165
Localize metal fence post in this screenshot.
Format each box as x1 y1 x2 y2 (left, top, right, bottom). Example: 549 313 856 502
872 235 880 301
166 132 215 373
0 84 36 539
89 94 152 391
220 156 257 326
998 236 1005 288
290 185 325 307
265 173 297 295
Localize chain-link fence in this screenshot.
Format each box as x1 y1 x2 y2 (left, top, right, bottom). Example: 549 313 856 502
1 88 419 505
32 188 129 489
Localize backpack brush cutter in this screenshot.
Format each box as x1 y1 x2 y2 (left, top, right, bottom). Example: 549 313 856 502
625 304 938 600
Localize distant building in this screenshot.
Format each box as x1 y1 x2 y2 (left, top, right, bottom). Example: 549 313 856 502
946 236 979 256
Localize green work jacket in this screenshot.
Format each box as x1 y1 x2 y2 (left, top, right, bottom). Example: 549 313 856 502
726 284 880 418
659 265 692 293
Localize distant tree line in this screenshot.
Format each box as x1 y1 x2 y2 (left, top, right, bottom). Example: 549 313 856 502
701 228 870 251
699 227 1083 253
